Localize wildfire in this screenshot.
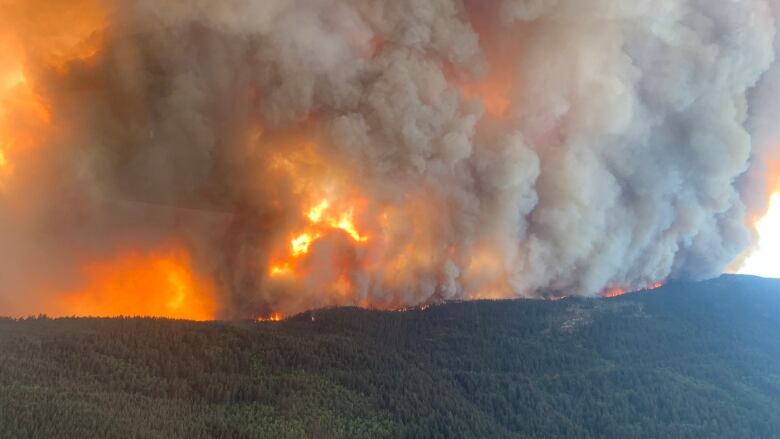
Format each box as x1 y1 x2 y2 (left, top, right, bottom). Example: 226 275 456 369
291 232 319 257
55 247 217 321
603 281 664 298
257 312 283 322
269 197 369 278
307 200 368 243
739 189 780 278
0 0 106 188
1 0 107 69
603 287 626 298
0 0 771 322
270 263 293 277
307 200 330 222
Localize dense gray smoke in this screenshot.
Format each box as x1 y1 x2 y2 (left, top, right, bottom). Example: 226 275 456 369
1 0 779 318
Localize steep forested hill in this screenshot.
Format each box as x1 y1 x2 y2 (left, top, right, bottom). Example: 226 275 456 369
2 275 780 438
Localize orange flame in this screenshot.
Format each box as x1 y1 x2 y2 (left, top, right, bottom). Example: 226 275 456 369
307 199 330 223
603 287 626 298
647 282 664 290
307 199 368 242
269 197 369 279
603 281 664 298
291 232 320 257
257 312 283 322
55 247 217 320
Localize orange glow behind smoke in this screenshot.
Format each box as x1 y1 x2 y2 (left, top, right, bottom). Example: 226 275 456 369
0 66 51 186
603 281 663 298
1 0 200 321
0 42 26 185
0 0 757 320
0 0 106 188
0 136 8 182
56 248 217 320
461 71 513 119
739 174 780 278
269 198 369 279
1 0 107 69
458 1 521 120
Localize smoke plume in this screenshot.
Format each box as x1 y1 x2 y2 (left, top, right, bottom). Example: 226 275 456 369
1 0 779 318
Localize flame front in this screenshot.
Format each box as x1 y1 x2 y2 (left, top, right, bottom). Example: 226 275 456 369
54 247 216 320
257 312 283 322
603 282 664 298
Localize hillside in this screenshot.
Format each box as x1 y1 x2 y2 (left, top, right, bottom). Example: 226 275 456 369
2 275 780 438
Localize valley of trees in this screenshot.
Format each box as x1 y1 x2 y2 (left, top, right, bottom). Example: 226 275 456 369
1 275 780 438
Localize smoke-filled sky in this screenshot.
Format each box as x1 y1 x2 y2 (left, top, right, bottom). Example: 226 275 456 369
1 0 780 319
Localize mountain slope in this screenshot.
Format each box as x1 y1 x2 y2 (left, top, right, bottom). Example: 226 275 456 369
2 275 780 438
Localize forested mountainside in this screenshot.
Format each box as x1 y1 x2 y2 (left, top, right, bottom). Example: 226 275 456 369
2 275 780 438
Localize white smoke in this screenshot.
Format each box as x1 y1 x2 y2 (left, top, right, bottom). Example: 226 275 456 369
2 0 780 317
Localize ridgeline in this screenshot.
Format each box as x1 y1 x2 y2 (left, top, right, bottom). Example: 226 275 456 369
2 275 780 438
